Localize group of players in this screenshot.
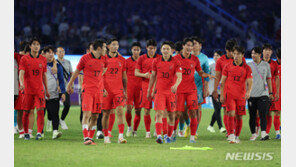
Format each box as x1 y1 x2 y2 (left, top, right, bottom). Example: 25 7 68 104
14 36 281 145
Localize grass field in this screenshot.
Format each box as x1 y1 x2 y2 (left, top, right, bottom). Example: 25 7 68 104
14 106 281 167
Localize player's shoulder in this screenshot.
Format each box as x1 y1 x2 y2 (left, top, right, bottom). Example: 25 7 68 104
156 54 162 58
217 54 226 62
139 54 147 59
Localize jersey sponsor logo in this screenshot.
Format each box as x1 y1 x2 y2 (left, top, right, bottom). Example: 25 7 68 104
39 63 43 68
191 64 194 68
118 62 122 67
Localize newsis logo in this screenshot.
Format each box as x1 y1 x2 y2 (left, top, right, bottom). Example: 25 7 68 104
225 152 274 161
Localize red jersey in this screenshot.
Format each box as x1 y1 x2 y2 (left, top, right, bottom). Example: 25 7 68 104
152 56 182 95
175 54 202 93
76 53 107 94
14 52 25 65
135 53 162 86
19 54 47 95
126 56 142 88
104 54 126 94
267 59 279 95
222 61 252 99
277 61 281 97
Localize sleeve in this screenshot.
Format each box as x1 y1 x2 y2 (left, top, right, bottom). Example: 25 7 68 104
266 64 272 79
246 66 253 78
274 63 279 76
175 60 182 73
215 59 222 72
203 56 210 82
57 64 66 93
195 57 202 72
152 59 157 72
135 56 142 70
222 64 228 77
76 56 86 71
69 60 73 73
19 56 26 71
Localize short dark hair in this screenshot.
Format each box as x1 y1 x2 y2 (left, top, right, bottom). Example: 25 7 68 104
43 45 55 53
19 41 29 52
182 37 194 46
262 43 273 50
23 45 31 53
161 41 172 49
276 48 281 59
225 39 238 51
175 41 183 52
131 42 141 49
191 36 204 44
214 50 223 56
251 46 262 54
29 37 41 45
87 42 94 50
93 39 106 50
107 38 118 45
146 39 157 47
233 45 245 54
168 41 175 50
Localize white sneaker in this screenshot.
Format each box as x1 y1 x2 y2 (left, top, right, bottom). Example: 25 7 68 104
52 130 62 139
19 134 24 139
250 134 257 141
207 126 215 133
46 121 52 132
126 128 132 137
220 127 227 133
132 131 137 137
118 137 127 144
104 137 111 144
178 130 184 137
14 126 18 134
60 119 68 130
235 136 240 143
146 132 151 138
153 131 157 137
29 133 34 138
228 134 236 144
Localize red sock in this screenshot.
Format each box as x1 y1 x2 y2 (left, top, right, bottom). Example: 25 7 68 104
88 126 96 139
228 116 235 134
144 115 151 132
22 112 29 134
174 119 179 131
162 118 168 135
118 124 124 134
83 128 89 139
125 112 132 127
155 122 162 135
274 115 281 131
133 114 141 131
256 116 260 127
37 110 44 133
190 118 197 136
266 115 272 134
234 117 237 129
235 119 243 137
168 125 174 137
103 129 108 137
223 115 229 135
108 113 115 132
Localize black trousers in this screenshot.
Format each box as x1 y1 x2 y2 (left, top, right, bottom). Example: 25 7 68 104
210 95 223 129
46 98 60 130
60 92 71 120
247 96 270 134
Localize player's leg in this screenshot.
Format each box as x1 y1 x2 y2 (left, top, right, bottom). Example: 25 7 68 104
214 95 224 132
258 96 270 140
82 110 92 144
266 101 274 135
208 95 218 133
174 93 185 139
102 109 111 143
248 97 258 140
133 88 142 136
96 112 104 139
79 93 83 124
108 109 115 137
234 100 246 143
274 110 281 139
34 93 46 140
88 113 99 145
255 110 260 136
125 104 133 137
188 109 198 143
60 92 71 130
162 110 168 138
155 110 163 144
183 106 191 138
116 105 127 143
28 109 35 137
17 110 24 137
141 88 152 138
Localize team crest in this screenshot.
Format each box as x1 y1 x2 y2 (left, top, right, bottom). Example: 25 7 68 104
169 66 173 70
191 64 194 68
118 62 122 67
39 63 43 68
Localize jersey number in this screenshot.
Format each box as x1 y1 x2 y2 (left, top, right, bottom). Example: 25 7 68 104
183 68 191 75
33 69 40 76
233 76 241 81
94 71 101 76
110 68 118 74
162 72 169 78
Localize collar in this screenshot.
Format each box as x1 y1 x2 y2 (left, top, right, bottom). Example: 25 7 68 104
30 53 40 58
107 53 118 58
181 54 191 59
131 56 137 61
91 52 101 59
147 53 156 58
162 55 172 62
233 61 243 67
225 54 231 60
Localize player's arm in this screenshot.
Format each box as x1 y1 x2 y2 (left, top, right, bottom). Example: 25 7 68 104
102 67 107 76
203 60 210 98
122 71 127 97
57 65 66 101
151 78 157 98
266 78 274 100
135 69 150 79
219 75 227 104
19 70 25 90
78 74 83 89
66 69 80 94
43 72 50 98
147 71 156 99
171 72 182 93
275 75 280 101
245 78 253 100
51 58 58 74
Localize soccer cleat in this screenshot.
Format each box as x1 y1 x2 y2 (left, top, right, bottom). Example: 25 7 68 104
153 131 157 137
104 137 111 144
52 131 62 139
165 137 172 143
235 137 240 144
96 131 104 139
228 135 236 144
132 131 137 137
189 139 196 143
207 126 215 133
90 139 97 145
84 138 92 145
24 134 30 140
255 126 260 137
126 129 132 137
41 133 44 138
178 130 184 137
276 134 281 140
29 134 34 138
261 135 270 141
146 132 151 138
163 134 168 141
118 137 127 144
171 132 177 142
184 126 190 138
220 127 227 133
14 127 18 134
35 133 43 140
46 121 52 132
108 132 113 137
60 119 68 130
19 134 24 139
194 133 198 140
156 136 163 144
250 134 257 141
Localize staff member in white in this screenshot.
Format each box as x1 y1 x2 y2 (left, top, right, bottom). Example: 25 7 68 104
56 47 73 129
247 46 274 141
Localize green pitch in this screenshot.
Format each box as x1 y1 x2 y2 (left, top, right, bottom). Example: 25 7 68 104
14 106 280 167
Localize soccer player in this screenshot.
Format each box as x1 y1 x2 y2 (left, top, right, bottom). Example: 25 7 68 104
212 39 241 139
174 41 183 56
101 38 127 144
44 46 66 139
125 42 142 137
275 48 281 139
147 41 182 144
247 46 274 141
56 47 73 130
174 38 215 143
207 50 227 133
135 39 161 138
262 44 280 139
220 46 253 144
192 36 210 137
19 37 50 140
67 39 108 145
